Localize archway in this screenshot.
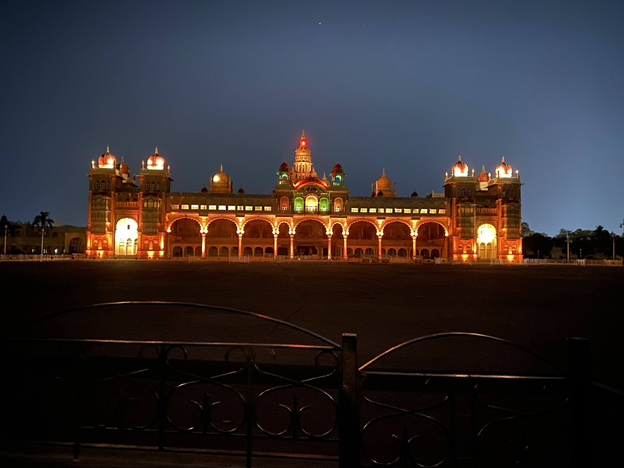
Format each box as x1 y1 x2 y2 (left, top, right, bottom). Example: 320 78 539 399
207 219 238 259
294 219 327 257
243 219 273 260
347 221 377 258
276 222 290 257
477 224 497 260
169 218 202 257
416 222 446 258
381 221 412 259
331 223 345 259
115 218 138 256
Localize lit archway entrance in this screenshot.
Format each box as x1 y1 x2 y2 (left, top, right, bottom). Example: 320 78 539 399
294 220 327 257
416 222 446 259
477 224 497 259
115 218 138 256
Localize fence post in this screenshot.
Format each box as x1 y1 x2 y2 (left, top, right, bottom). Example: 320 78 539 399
339 333 360 468
567 337 592 467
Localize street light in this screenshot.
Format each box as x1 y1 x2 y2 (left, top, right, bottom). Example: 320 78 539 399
566 236 570 263
40 227 45 262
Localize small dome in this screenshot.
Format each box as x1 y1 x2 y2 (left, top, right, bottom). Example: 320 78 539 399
201 186 208 193
332 162 343 176
212 164 231 187
376 168 392 192
495 157 513 178
146 147 165 170
97 146 116 168
452 156 469 177
117 157 130 175
477 165 489 182
237 187 245 194
279 161 290 172
411 191 418 197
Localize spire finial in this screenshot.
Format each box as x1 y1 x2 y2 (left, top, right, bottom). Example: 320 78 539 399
458 155 462 162
502 156 505 163
220 163 223 172
382 168 386 176
106 146 110 153
155 146 158 154
482 165 486 172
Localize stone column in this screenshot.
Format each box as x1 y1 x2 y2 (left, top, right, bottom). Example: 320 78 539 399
290 234 294 259
412 235 417 260
201 233 206 258
238 233 243 259
377 234 383 260
327 235 332 260
273 234 278 258
343 236 348 260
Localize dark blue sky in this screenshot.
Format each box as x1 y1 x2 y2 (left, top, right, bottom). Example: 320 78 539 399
1 0 623 235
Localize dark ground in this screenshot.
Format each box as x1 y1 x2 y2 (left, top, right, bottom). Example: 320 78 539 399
1 260 622 389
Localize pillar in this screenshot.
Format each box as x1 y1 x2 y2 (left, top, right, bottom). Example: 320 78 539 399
343 235 348 260
290 234 294 259
273 234 278 258
201 233 206 258
412 235 417 260
327 235 332 260
377 234 382 260
238 233 243 259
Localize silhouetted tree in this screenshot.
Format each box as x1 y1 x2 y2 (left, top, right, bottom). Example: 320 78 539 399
33 212 54 232
522 233 554 258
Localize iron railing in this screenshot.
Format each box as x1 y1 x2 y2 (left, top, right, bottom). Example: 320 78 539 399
1 302 622 467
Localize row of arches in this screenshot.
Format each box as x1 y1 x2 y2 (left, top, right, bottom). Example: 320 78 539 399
168 218 447 259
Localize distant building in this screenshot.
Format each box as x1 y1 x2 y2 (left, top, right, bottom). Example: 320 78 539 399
1 223 86 255
86 132 523 261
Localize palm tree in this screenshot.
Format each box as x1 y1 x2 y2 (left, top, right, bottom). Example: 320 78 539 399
33 211 54 258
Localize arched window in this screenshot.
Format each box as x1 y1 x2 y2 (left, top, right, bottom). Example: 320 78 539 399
294 197 304 213
319 198 330 213
280 196 290 211
305 195 318 213
334 197 344 212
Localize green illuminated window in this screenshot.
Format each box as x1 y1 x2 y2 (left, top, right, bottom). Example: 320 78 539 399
319 198 329 213
294 197 304 213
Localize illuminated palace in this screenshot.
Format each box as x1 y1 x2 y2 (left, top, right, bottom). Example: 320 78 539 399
86 132 523 262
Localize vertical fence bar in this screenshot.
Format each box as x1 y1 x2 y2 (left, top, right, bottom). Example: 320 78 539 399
157 344 167 451
567 337 592 467
339 333 360 468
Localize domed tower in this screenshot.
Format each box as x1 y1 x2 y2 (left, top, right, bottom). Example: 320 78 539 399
140 147 172 194
292 130 313 181
209 164 232 193
372 168 396 197
331 162 345 186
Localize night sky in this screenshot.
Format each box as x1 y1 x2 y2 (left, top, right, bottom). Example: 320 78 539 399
1 0 623 235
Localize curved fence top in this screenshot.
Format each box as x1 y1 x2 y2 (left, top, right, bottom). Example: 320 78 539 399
360 332 564 374
5 301 340 349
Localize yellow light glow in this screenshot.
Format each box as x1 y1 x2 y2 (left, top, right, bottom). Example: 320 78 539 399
213 175 220 182
477 224 496 244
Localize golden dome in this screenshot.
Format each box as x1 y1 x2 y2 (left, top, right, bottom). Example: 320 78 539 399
495 157 513 178
451 155 469 177
97 146 116 168
146 147 165 170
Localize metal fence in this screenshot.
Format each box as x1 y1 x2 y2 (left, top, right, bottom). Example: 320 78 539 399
2 302 622 467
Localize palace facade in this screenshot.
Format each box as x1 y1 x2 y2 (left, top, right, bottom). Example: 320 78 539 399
86 132 523 262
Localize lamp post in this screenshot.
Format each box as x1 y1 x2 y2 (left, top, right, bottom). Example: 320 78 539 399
566 236 570 263
3 224 7 255
40 227 45 261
